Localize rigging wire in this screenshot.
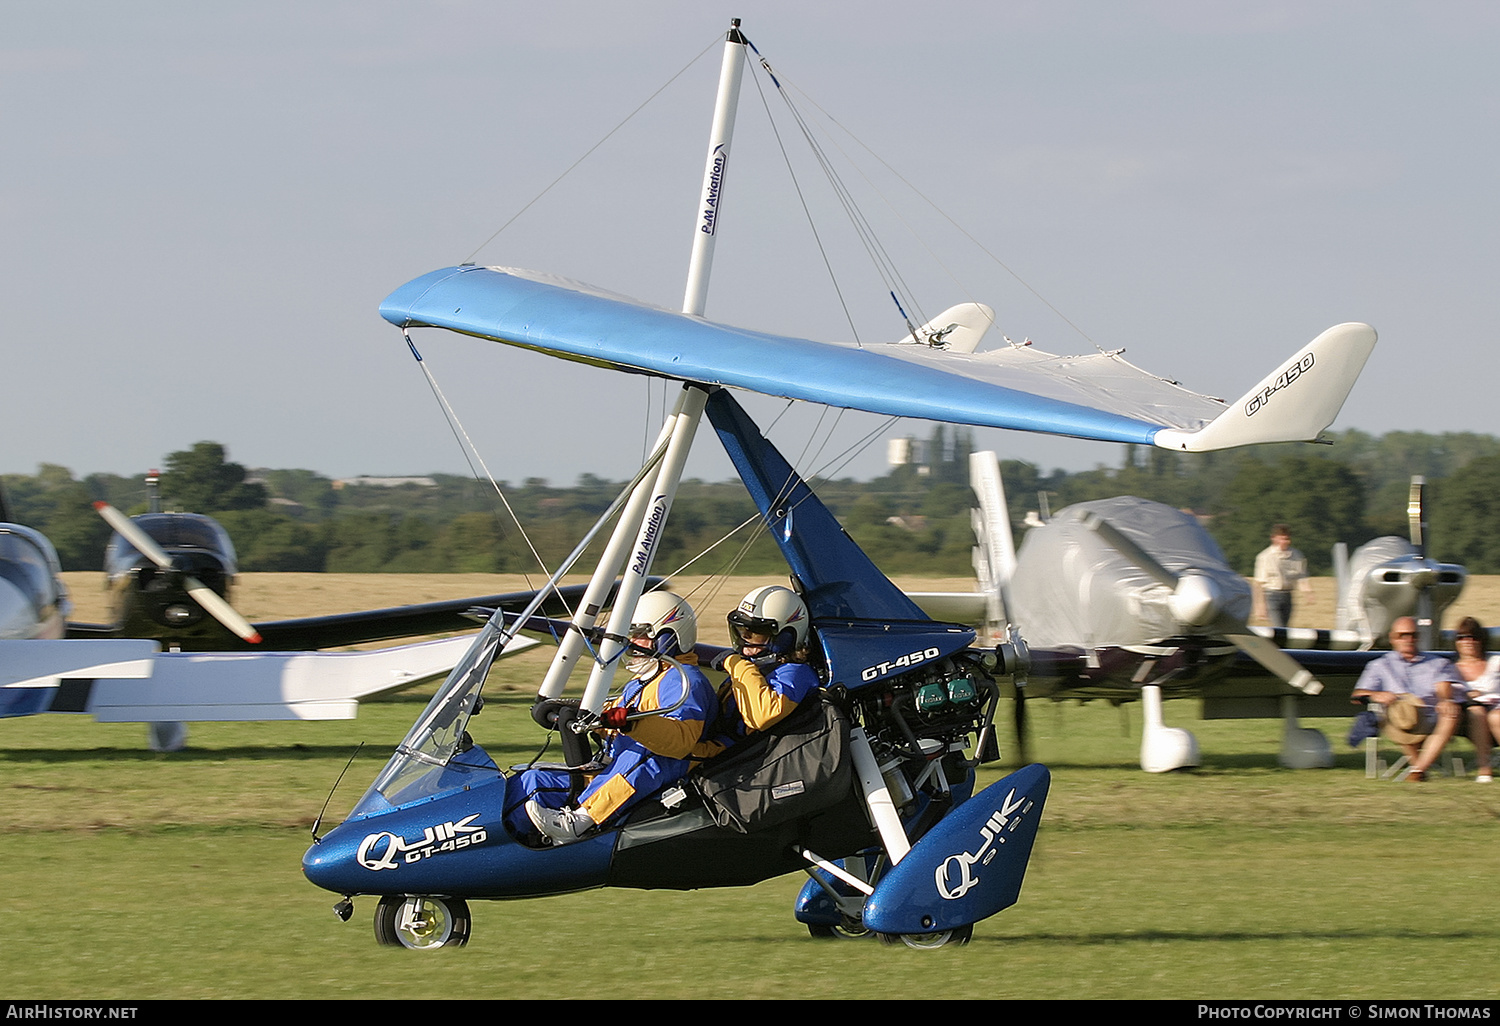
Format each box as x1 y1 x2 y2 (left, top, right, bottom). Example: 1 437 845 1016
402 331 569 605
462 33 722 265
743 53 861 344
781 79 1103 351
748 50 929 341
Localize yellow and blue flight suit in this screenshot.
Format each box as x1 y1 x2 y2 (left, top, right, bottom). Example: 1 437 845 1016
692 653 819 760
508 655 717 837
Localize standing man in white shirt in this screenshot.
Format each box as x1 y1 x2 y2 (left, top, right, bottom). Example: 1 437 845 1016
1253 523 1310 629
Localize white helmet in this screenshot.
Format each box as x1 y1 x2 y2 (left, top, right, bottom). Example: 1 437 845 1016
627 591 697 659
727 585 809 657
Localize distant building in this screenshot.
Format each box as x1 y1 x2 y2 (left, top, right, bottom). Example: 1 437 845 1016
887 437 928 472
332 476 438 490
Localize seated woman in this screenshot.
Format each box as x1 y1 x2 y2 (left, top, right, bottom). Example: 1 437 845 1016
1453 616 1499 783
518 592 718 845
694 585 820 760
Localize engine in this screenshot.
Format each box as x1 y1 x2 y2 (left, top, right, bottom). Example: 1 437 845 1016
836 650 1000 824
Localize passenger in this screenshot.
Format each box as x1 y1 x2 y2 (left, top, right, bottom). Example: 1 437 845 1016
1351 616 1464 781
694 585 820 760
1452 616 1499 783
523 592 717 845
1252 523 1310 629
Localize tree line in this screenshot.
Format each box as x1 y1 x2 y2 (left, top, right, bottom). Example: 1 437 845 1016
6 431 1500 577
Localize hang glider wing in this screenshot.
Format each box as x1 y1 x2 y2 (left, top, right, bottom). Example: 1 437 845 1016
382 266 1376 452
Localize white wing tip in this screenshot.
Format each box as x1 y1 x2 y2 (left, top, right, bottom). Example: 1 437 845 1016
1154 323 1377 452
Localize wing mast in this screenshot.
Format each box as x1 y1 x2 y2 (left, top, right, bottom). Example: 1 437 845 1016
537 19 749 711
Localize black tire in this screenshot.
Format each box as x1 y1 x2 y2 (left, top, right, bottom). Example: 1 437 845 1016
807 916 874 940
373 895 471 950
876 923 973 949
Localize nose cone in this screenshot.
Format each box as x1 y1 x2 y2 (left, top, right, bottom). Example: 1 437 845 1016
303 833 361 894
1168 572 1223 629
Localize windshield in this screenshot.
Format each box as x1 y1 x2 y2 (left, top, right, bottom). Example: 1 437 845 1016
341 459 666 821
105 514 236 575
0 527 64 611
349 615 513 818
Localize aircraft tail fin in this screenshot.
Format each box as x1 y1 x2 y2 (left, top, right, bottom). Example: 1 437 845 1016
1152 322 1376 452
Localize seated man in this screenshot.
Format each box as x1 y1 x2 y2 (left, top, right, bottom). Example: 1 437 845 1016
694 585 820 760
520 592 717 845
1352 615 1465 780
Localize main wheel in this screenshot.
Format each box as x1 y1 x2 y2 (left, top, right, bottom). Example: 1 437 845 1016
807 915 873 941
877 924 972 949
373 895 471 950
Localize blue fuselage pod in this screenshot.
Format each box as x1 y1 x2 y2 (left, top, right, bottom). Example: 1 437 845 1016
302 769 614 900
304 733 883 901
861 763 1049 934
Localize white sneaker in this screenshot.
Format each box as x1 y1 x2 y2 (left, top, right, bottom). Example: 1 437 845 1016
525 800 596 844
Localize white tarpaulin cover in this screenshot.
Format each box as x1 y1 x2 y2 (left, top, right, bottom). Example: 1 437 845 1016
1007 496 1251 649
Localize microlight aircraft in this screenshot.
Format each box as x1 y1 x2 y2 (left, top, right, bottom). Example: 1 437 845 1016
302 21 1376 948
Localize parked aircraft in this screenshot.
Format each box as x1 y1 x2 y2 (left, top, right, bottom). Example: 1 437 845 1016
1254 478 1468 653
1 478 628 749
946 459 1478 772
302 21 1375 949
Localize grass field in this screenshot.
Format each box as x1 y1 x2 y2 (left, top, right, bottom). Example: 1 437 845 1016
3 574 1499 1000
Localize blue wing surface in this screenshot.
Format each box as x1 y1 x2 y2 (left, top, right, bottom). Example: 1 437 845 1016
381 266 1181 445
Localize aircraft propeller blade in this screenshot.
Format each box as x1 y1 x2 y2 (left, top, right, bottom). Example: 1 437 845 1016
1085 509 1324 694
1404 477 1444 649
1085 511 1222 627
1408 476 1427 557
996 623 1031 766
1225 631 1323 695
1082 512 1179 589
92 502 263 644
1012 675 1031 766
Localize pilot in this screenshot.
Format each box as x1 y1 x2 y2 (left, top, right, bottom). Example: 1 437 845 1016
1252 523 1310 629
1351 615 1464 781
522 591 717 845
694 585 820 760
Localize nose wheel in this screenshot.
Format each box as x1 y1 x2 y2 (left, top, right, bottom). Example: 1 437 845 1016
374 895 471 950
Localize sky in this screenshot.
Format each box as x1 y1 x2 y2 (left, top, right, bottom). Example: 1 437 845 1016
3 1 1496 490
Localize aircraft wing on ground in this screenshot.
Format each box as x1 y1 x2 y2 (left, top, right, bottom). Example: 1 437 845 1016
382 265 1376 452
63 581 629 650
1197 648 1382 720
1 639 159 716
0 634 520 723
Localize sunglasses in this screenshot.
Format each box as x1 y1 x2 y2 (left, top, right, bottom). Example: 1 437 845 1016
1392 632 1417 639
1457 634 1481 642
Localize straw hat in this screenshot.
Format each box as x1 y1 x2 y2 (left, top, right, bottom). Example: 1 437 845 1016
1382 694 1432 745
